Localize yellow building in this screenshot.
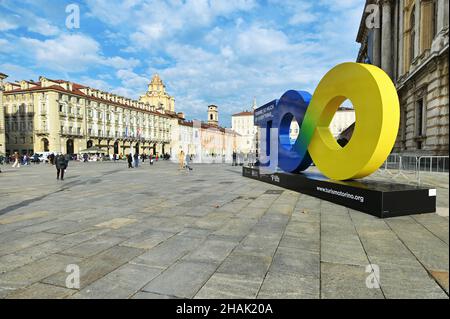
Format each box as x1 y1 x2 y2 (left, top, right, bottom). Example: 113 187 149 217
0 73 7 155
2 75 173 156
139 74 175 113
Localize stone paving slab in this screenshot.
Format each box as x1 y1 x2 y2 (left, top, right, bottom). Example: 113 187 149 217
142 260 218 298
0 162 448 299
6 283 76 299
195 273 262 299
258 271 319 299
71 263 163 299
320 262 384 299
0 254 82 291
42 245 144 289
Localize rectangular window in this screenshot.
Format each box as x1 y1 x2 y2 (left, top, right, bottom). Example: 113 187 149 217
416 98 425 137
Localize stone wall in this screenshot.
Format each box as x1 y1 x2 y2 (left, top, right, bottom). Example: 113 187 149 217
395 51 449 155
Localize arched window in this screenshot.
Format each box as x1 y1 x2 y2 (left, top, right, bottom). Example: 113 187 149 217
419 0 438 51
410 7 416 63
432 0 438 37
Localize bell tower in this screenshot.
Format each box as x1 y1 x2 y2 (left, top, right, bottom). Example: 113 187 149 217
207 105 218 126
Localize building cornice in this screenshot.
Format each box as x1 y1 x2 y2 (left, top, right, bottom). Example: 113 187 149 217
4 84 172 119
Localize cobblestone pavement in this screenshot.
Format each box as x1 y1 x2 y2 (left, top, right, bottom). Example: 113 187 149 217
0 161 448 299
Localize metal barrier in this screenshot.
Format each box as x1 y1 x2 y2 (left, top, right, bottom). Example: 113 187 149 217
379 154 449 185
416 156 449 184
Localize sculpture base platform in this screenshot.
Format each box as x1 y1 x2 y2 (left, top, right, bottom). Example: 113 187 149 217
243 167 436 218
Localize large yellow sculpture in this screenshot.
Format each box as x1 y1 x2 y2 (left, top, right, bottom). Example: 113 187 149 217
306 63 400 180
256 62 400 181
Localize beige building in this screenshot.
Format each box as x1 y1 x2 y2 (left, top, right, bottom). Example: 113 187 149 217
139 74 175 113
356 0 449 155
2 75 173 156
171 106 238 163
329 107 356 137
0 73 7 155
232 111 257 154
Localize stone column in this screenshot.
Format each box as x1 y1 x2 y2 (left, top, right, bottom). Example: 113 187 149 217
373 26 381 67
381 0 393 78
437 0 448 32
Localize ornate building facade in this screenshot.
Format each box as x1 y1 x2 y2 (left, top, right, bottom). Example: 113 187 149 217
2 75 173 156
139 74 175 113
356 0 449 155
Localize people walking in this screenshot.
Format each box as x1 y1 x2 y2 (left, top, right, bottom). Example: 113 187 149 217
127 153 133 168
0 154 4 173
49 153 55 165
55 153 68 181
178 150 185 170
149 154 154 165
232 151 237 166
12 152 20 168
185 154 193 171
133 153 139 168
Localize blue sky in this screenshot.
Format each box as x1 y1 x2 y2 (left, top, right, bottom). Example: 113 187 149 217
0 0 365 126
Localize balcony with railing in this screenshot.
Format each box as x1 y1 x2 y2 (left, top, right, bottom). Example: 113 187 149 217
61 128 83 137
35 128 49 135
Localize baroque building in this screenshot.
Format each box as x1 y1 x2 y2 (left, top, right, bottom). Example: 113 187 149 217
2 75 173 156
356 0 449 155
139 74 175 113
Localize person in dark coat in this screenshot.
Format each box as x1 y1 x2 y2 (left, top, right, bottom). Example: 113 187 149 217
127 153 133 168
133 153 139 168
232 151 237 166
55 153 68 180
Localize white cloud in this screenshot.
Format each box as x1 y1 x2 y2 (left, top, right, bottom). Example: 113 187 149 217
18 34 139 73
86 0 257 50
78 76 113 92
0 39 13 53
113 69 149 98
0 19 18 31
0 63 38 82
0 3 59 36
236 26 291 55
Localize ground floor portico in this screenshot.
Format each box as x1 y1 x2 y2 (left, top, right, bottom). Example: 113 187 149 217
27 134 170 157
